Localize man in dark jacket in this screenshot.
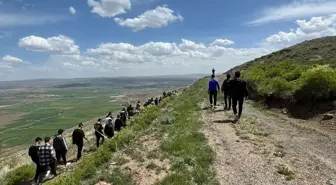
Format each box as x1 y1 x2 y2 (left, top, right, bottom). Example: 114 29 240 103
104 119 114 138
53 129 68 165
208 74 220 107
72 123 87 161
230 71 248 122
28 137 42 183
114 115 123 132
94 118 105 148
221 74 232 110
120 109 127 127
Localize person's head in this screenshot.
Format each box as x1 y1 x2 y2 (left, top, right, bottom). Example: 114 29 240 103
226 74 231 79
98 118 102 122
138 101 140 103
234 71 241 78
58 129 64 135
35 137 42 144
44 137 51 144
117 114 120 118
211 74 215 79
78 123 83 128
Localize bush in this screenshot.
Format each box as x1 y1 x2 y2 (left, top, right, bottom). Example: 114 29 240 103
295 65 336 101
5 165 35 185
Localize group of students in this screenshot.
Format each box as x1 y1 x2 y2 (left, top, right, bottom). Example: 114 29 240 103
28 123 87 185
27 93 175 185
208 69 249 122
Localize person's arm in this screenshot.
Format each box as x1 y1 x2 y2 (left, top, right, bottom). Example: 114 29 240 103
208 81 210 93
217 80 220 92
51 146 56 160
62 137 68 151
221 81 225 93
82 130 88 141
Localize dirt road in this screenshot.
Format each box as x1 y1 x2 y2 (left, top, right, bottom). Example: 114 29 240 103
201 100 336 185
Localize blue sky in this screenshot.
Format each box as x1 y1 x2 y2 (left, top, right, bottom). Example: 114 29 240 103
0 0 336 80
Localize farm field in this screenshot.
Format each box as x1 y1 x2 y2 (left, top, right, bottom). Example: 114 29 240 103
0 75 200 148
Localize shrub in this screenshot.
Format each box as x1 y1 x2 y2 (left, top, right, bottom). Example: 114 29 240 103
295 65 336 101
5 165 35 185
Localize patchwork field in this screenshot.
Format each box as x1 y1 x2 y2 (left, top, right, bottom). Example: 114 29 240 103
0 75 200 148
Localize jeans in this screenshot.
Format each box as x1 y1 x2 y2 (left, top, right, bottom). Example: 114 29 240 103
232 96 244 117
33 162 40 182
76 144 83 160
209 90 218 106
224 92 232 109
95 134 105 148
38 160 57 183
55 150 67 165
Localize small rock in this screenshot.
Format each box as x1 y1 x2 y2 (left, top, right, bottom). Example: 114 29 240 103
323 114 334 120
329 179 336 185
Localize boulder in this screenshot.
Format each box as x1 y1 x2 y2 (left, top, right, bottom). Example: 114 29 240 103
323 114 334 120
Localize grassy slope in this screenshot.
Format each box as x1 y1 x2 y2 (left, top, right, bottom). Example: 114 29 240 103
224 36 336 117
82 77 218 185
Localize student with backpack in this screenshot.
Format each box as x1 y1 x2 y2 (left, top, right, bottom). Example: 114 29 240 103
53 129 68 165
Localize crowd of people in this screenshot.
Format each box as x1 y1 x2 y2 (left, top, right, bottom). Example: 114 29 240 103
27 92 175 185
208 69 248 122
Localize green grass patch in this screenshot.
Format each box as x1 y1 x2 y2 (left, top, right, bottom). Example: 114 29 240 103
156 78 219 185
4 99 171 185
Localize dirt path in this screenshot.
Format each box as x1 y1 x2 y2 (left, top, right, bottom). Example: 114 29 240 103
201 100 336 185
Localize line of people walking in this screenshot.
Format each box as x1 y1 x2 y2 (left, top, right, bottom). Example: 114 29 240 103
27 93 175 185
208 69 248 122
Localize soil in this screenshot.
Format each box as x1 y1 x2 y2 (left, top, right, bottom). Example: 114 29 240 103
201 99 336 185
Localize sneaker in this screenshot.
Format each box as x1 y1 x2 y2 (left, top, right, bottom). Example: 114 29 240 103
46 170 50 177
234 115 240 122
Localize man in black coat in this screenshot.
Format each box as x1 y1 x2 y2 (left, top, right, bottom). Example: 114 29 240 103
221 74 232 110
28 137 42 183
94 118 105 148
230 71 248 122
53 129 68 165
72 123 87 161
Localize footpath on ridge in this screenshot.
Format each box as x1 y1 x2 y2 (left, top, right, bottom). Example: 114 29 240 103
201 76 336 185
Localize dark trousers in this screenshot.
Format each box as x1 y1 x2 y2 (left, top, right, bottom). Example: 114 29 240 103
33 162 40 182
209 90 218 106
224 92 232 109
76 144 83 160
55 150 67 165
38 160 57 183
95 134 105 148
232 96 244 117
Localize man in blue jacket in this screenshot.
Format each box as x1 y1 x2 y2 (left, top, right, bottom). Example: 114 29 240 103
208 74 220 107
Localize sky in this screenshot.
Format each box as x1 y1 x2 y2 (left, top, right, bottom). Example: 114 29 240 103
0 0 336 81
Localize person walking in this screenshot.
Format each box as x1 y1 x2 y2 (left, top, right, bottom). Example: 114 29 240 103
212 68 215 76
104 119 114 138
230 71 248 122
28 137 42 184
208 74 220 108
53 129 68 165
221 74 232 110
72 123 88 161
94 118 105 148
37 137 57 183
114 115 123 132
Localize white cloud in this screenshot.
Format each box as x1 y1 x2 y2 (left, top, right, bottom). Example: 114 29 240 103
88 0 131 17
210 39 235 46
19 35 80 54
114 5 183 31
69 6 76 15
0 13 65 27
249 0 336 25
262 14 336 48
1 55 23 63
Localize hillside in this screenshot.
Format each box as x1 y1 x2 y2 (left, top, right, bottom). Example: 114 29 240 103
225 36 336 118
